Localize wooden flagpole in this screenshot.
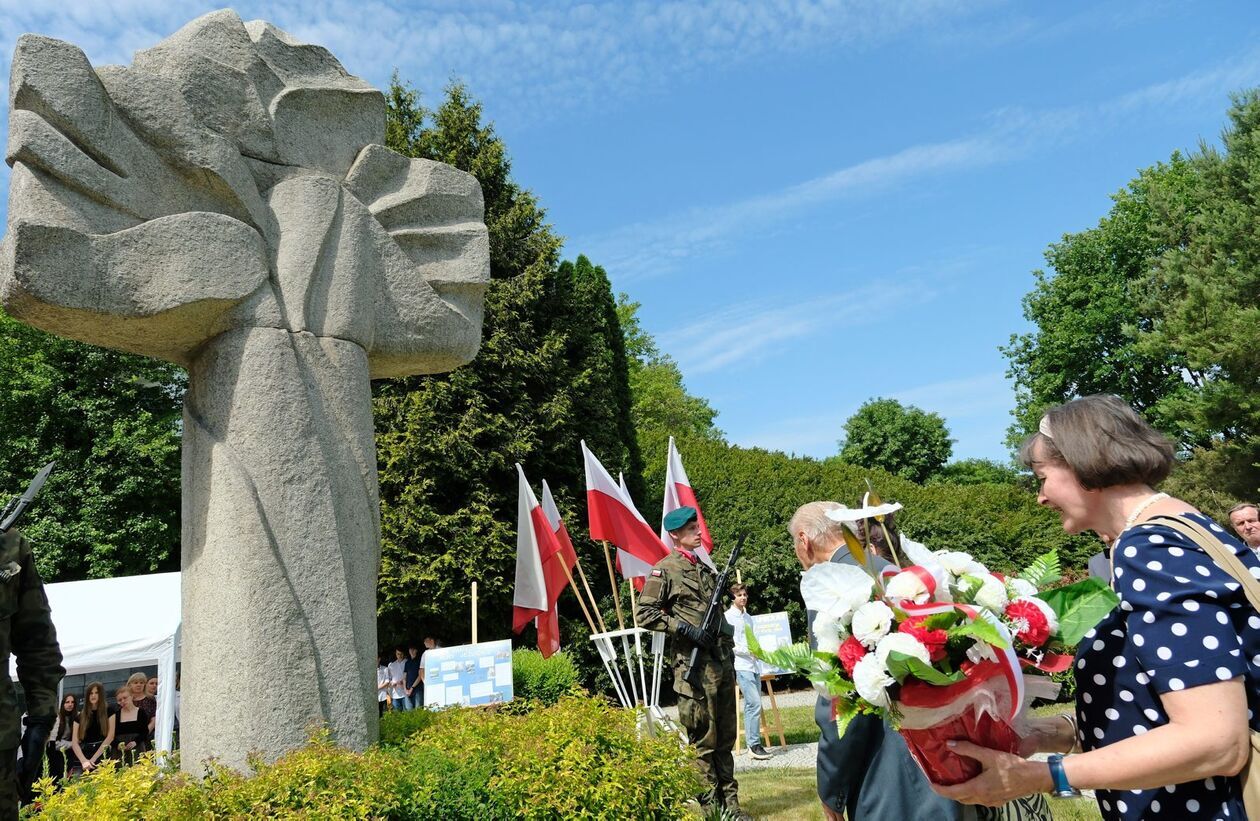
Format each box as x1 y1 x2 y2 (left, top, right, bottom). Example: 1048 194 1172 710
574 557 608 633
561 560 598 634
601 541 627 631
471 581 479 644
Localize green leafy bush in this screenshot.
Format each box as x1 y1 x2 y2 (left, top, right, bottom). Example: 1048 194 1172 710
379 706 438 747
512 648 581 705
30 696 702 820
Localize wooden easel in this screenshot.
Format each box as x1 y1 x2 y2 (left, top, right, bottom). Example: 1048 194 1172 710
734 674 786 750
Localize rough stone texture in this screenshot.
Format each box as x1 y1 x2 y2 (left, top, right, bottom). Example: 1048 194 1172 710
0 9 489 771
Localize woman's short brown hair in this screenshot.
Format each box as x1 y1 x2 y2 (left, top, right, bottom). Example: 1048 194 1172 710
1019 394 1175 490
729 583 747 597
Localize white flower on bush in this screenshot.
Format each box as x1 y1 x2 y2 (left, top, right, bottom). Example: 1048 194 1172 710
1006 577 1038 600
813 614 844 655
971 573 1010 613
885 569 933 604
936 550 986 579
874 631 932 668
852 653 895 709
851 600 894 647
800 563 874 625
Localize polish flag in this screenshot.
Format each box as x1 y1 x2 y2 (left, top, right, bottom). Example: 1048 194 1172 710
660 436 716 570
513 464 563 655
538 480 580 655
616 473 656 591
581 441 670 570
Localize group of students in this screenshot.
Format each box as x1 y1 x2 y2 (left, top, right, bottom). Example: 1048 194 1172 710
376 637 439 714
45 673 161 780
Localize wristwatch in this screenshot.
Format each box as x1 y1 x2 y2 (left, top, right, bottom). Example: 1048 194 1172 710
1047 754 1083 799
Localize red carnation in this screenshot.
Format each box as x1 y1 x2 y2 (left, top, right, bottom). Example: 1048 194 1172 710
898 617 948 662
838 635 868 676
1004 599 1051 647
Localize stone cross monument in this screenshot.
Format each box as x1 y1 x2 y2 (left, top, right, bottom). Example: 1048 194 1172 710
0 10 489 770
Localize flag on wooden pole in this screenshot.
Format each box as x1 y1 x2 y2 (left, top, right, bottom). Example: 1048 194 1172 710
513 464 563 655
660 436 716 570
616 473 656 591
581 441 669 568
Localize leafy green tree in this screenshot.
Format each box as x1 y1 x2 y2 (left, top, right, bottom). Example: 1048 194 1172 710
374 79 641 660
615 294 722 453
1001 156 1200 449
838 398 953 484
0 312 183 580
1004 90 1260 497
1137 90 1260 496
928 458 1023 487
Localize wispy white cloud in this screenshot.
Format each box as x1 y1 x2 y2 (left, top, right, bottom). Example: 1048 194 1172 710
0 0 998 121
658 276 937 375
584 135 1003 281
575 46 1260 281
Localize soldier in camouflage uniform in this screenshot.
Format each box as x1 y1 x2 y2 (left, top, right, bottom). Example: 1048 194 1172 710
1 528 64 818
637 507 747 820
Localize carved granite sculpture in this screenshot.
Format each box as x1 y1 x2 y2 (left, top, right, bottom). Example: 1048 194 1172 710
0 10 489 770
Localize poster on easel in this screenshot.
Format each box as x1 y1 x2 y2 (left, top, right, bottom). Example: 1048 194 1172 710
749 611 793 677
423 639 514 708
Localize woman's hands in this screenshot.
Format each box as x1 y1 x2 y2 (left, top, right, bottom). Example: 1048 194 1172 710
931 741 1053 806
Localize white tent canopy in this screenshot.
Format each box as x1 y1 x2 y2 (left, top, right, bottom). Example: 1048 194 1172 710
9 572 180 753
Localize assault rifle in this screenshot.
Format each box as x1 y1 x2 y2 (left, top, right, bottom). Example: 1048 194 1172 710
683 533 746 686
0 461 55 533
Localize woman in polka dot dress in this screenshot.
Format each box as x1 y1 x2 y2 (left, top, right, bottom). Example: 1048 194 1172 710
933 395 1258 820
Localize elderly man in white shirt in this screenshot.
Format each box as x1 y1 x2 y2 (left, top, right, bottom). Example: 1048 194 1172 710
725 583 771 760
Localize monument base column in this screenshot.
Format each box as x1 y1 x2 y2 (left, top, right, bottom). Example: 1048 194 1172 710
179 326 381 772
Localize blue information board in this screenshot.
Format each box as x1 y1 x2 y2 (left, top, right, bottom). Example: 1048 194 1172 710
422 639 514 708
749 611 793 677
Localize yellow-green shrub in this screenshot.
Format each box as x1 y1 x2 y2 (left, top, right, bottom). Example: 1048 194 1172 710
28 696 702 820
511 648 581 705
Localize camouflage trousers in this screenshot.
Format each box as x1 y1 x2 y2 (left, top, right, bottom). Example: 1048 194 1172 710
0 747 15 821
675 655 738 809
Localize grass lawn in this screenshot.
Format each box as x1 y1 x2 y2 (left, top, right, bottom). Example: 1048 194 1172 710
739 768 1103 820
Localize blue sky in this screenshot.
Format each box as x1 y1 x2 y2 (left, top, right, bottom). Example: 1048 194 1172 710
2 1 1258 463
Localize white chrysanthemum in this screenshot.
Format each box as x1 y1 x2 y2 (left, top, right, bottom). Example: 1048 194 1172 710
852 653 894 709
813 614 843 655
851 600 894 648
875 631 931 668
936 550 985 578
800 562 875 623
966 641 998 665
1006 578 1038 599
972 573 1010 613
885 570 932 604
1015 595 1060 634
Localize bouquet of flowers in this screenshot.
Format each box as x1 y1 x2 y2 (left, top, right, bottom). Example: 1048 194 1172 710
750 500 1116 785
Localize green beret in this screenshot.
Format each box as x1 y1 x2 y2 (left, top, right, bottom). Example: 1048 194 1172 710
663 506 698 532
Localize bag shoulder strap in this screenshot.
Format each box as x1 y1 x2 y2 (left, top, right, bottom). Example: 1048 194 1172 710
1147 514 1260 614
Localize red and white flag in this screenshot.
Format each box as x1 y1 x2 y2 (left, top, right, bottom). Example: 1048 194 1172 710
660 436 717 570
513 464 564 656
581 441 669 570
616 473 656 591
538 479 580 654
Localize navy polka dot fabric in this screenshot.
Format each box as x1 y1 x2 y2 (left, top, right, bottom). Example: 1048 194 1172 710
1074 512 1260 820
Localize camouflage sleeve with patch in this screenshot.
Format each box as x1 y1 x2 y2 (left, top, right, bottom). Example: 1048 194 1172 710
10 531 64 719
635 564 674 634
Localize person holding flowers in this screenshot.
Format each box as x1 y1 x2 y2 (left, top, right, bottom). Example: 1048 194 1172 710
935 395 1259 821
789 500 967 821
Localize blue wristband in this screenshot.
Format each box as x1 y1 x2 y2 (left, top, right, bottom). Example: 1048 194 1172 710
1047 753 1082 798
